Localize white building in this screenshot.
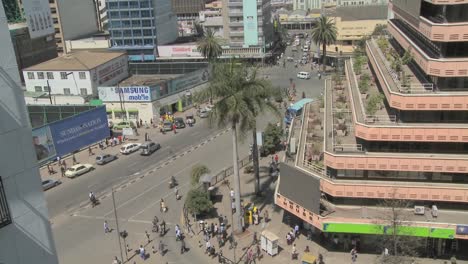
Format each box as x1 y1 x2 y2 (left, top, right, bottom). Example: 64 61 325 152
0 3 59 264
337 0 388 6
23 50 128 97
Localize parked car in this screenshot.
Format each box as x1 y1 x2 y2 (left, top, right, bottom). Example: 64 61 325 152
42 179 61 191
174 117 186 129
140 141 161 156
65 164 93 178
198 109 209 118
162 120 173 131
297 71 311 79
113 121 135 130
120 143 141 154
95 154 117 165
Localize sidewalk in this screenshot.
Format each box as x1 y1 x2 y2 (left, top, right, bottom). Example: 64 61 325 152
183 152 468 264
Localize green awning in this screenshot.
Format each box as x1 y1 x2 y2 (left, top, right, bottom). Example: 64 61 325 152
127 109 139 113
112 109 124 112
106 109 113 113
89 99 103 106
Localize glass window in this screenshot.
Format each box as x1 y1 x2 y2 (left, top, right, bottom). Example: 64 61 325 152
47 72 54 79
144 39 153 45
108 11 119 18
134 39 142 46
43 86 49 92
124 39 132 45
108 2 118 9
27 72 35 79
60 72 68 79
123 30 132 37
34 86 42 92
112 30 122 37
37 72 44 79
110 21 121 28
114 40 123 46
133 29 142 36
80 88 87 95
129 1 139 8
114 111 126 119
131 20 141 27
141 20 151 27
120 11 129 18
142 29 152 36
128 111 138 119
130 11 139 17
140 1 149 8
119 1 128 8
122 20 131 27
79 72 86 79
63 88 71 95
141 10 150 17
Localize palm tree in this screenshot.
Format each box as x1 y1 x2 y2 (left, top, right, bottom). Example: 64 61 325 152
311 16 337 72
195 61 278 231
196 28 223 61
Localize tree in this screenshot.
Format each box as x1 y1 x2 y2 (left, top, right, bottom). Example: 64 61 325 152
196 28 222 61
372 24 387 36
262 123 283 155
375 198 425 264
194 61 278 231
2 0 23 23
311 16 337 72
185 189 213 217
366 94 383 115
401 48 413 65
353 56 367 75
193 21 204 37
191 164 210 186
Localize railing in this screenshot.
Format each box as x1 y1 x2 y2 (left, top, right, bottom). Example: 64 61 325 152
302 160 327 176
365 115 397 124
400 83 434 93
0 177 12 229
333 144 363 152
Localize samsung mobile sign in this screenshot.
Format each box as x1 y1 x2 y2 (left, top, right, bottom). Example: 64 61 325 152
98 86 153 102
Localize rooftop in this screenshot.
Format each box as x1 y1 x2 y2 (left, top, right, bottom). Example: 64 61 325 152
24 50 126 72
8 22 28 31
336 5 388 21
118 74 180 86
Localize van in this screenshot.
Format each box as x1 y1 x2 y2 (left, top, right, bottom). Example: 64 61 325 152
140 141 161 156
162 121 173 131
297 71 311 79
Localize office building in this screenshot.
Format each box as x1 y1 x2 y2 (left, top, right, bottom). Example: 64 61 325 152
222 0 274 58
23 50 128 97
337 0 387 6
106 0 178 61
276 0 468 257
8 22 58 83
293 0 323 10
0 3 59 264
172 0 208 19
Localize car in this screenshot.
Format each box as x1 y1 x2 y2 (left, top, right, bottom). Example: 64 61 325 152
95 154 117 165
140 141 161 156
205 104 214 111
162 120 173 131
297 71 311 79
287 57 294 62
120 143 141 154
174 117 186 129
42 179 61 191
113 121 135 130
198 109 209 118
65 164 93 178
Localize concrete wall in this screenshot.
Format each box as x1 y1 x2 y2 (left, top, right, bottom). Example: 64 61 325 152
0 4 59 264
56 0 98 41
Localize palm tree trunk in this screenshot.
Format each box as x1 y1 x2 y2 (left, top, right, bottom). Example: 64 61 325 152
231 123 243 232
252 124 260 195
322 43 327 72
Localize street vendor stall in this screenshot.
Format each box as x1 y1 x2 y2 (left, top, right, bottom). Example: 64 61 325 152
302 253 317 264
261 230 279 256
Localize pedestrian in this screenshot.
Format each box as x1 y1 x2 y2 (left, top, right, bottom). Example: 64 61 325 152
210 223 215 238
139 245 145 260
145 230 151 243
159 240 165 256
223 215 228 227
230 189 235 200
72 154 77 165
152 245 156 254
60 166 65 177
294 224 300 238
145 132 148 142
47 164 54 175
112 256 121 264
104 221 110 233
205 240 211 254
180 239 186 254
88 146 93 156
126 244 131 252
61 159 67 169
292 244 297 260
173 123 177 134
263 210 269 223
105 138 109 147
351 247 358 263
214 223 218 235
99 142 103 150
274 154 279 164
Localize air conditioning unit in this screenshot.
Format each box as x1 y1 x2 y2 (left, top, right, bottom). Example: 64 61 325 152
414 206 425 215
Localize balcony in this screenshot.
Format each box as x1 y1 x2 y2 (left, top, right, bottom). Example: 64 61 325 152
366 37 468 111
229 30 244 37
0 177 12 228
389 19 468 77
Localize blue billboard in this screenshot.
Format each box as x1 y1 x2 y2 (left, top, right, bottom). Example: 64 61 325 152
32 106 110 162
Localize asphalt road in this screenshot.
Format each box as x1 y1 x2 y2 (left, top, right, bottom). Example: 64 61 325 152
45 118 220 218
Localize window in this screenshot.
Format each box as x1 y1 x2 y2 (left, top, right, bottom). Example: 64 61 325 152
80 88 88 95
140 1 149 8
122 20 131 27
129 1 139 8
60 72 68 79
123 30 132 37
0 177 12 228
47 72 54 79
143 39 153 45
37 72 44 79
43 86 49 92
124 39 132 45
130 11 139 17
63 88 71 95
79 72 86 79
133 29 142 36
110 21 121 28
131 20 141 27
141 10 150 17
141 19 151 27
142 29 152 36
134 39 142 45
27 72 35 79
34 86 42 92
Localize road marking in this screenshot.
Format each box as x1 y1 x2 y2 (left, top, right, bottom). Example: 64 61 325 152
103 161 198 218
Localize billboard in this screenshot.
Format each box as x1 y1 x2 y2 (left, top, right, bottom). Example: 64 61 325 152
98 86 155 102
243 0 259 46
23 0 54 39
157 45 202 58
32 107 110 162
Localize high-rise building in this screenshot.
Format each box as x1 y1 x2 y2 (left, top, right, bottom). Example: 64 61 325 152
106 0 178 61
337 0 387 6
222 0 274 57
172 0 208 18
275 0 468 256
0 3 59 264
293 0 323 10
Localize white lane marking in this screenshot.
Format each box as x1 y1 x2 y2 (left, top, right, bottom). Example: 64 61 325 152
102 161 198 218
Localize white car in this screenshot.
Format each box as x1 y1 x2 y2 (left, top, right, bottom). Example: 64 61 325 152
42 179 61 191
120 143 141 155
65 164 93 178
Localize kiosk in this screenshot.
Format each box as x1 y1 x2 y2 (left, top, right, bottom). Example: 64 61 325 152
261 230 279 256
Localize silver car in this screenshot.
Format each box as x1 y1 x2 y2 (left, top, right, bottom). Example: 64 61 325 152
42 179 61 191
140 142 161 156
95 154 117 165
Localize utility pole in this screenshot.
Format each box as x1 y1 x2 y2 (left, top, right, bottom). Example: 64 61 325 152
47 80 52 104
252 125 260 195
111 188 124 262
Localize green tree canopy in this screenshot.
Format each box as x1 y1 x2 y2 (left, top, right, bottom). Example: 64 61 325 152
190 164 210 186
262 123 283 155
196 28 222 61
185 189 213 216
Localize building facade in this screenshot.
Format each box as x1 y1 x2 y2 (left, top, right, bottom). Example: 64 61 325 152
222 0 274 57
0 3 59 264
23 50 128 96
276 0 468 257
172 0 208 19
106 0 178 61
8 23 58 83
337 0 387 6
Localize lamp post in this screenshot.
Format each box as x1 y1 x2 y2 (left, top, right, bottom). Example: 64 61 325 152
111 188 124 262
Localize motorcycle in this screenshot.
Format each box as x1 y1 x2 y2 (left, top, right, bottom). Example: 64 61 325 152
169 176 177 189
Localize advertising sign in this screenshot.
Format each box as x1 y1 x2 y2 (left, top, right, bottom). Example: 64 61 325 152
243 0 259 46
98 86 153 102
49 107 109 157
456 225 468 235
23 0 54 39
32 125 56 162
157 45 202 58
